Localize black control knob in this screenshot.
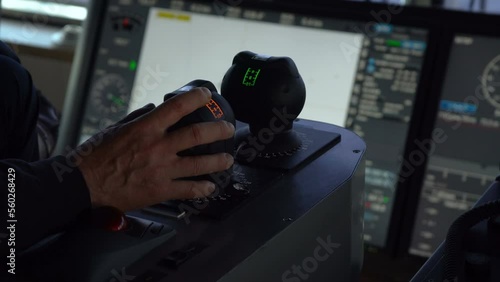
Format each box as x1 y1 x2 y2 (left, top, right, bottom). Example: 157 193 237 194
221 51 306 161
164 80 236 188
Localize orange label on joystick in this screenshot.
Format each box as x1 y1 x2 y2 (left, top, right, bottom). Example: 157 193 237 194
206 99 224 119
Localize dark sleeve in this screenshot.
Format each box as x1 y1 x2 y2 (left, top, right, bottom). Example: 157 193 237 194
0 156 91 254
0 42 40 162
0 42 92 266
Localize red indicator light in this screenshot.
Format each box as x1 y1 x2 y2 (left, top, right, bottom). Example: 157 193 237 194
122 18 130 28
91 206 128 232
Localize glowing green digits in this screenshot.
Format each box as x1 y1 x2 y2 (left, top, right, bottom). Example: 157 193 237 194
242 68 261 87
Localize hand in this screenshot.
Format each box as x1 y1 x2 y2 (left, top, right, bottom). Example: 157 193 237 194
73 87 235 211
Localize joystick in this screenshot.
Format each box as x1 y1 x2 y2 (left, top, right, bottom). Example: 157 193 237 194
164 80 236 188
221 51 306 162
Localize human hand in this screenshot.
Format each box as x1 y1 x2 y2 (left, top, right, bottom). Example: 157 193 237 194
74 87 235 211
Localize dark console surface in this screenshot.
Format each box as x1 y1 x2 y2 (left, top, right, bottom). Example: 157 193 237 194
129 120 364 282
26 119 365 282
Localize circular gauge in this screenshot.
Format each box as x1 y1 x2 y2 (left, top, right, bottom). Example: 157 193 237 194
481 54 500 110
89 74 130 120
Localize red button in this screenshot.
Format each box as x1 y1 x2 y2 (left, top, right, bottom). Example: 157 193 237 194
91 206 128 231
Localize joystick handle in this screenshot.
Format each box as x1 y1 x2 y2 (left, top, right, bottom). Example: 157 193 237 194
164 80 236 188
221 51 306 161
221 51 306 133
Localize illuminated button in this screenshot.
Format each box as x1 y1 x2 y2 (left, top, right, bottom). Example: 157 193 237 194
91 206 128 232
129 60 137 71
122 18 133 30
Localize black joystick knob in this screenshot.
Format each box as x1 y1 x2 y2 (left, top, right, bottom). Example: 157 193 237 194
164 80 236 188
221 51 306 161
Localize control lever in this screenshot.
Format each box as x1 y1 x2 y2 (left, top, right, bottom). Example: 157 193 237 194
164 80 236 189
145 52 339 220
221 51 307 162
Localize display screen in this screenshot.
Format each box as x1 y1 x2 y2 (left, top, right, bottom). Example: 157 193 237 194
78 0 429 248
409 34 500 257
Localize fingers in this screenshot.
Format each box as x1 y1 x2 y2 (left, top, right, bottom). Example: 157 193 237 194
143 87 212 132
172 153 234 179
118 103 156 124
145 152 233 204
167 120 235 152
167 180 216 199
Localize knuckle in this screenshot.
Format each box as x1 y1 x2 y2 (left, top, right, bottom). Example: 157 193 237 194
204 155 227 173
221 155 234 170
218 121 228 137
190 157 202 176
192 87 204 95
219 155 229 170
130 118 152 135
193 87 209 98
190 123 204 145
187 181 198 198
167 97 186 115
221 121 234 138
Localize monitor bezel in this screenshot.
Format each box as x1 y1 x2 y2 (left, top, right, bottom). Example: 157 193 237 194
398 12 500 259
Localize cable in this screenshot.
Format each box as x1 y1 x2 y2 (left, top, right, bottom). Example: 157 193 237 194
443 199 500 282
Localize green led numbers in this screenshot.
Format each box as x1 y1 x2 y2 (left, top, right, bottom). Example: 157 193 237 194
242 68 261 86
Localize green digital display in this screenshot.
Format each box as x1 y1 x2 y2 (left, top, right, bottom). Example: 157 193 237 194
242 68 261 86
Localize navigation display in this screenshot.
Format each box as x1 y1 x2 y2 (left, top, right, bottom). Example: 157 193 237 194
409 34 500 257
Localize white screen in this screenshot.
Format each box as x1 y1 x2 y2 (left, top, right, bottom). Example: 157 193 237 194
129 8 363 126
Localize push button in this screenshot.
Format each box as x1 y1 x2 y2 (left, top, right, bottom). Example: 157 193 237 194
149 223 164 235
158 243 207 269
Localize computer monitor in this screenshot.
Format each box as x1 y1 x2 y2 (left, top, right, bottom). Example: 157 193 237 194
58 0 433 249
408 32 500 257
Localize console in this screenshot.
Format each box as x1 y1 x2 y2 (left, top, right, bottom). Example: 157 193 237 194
24 107 366 282
55 0 433 251
23 2 367 277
